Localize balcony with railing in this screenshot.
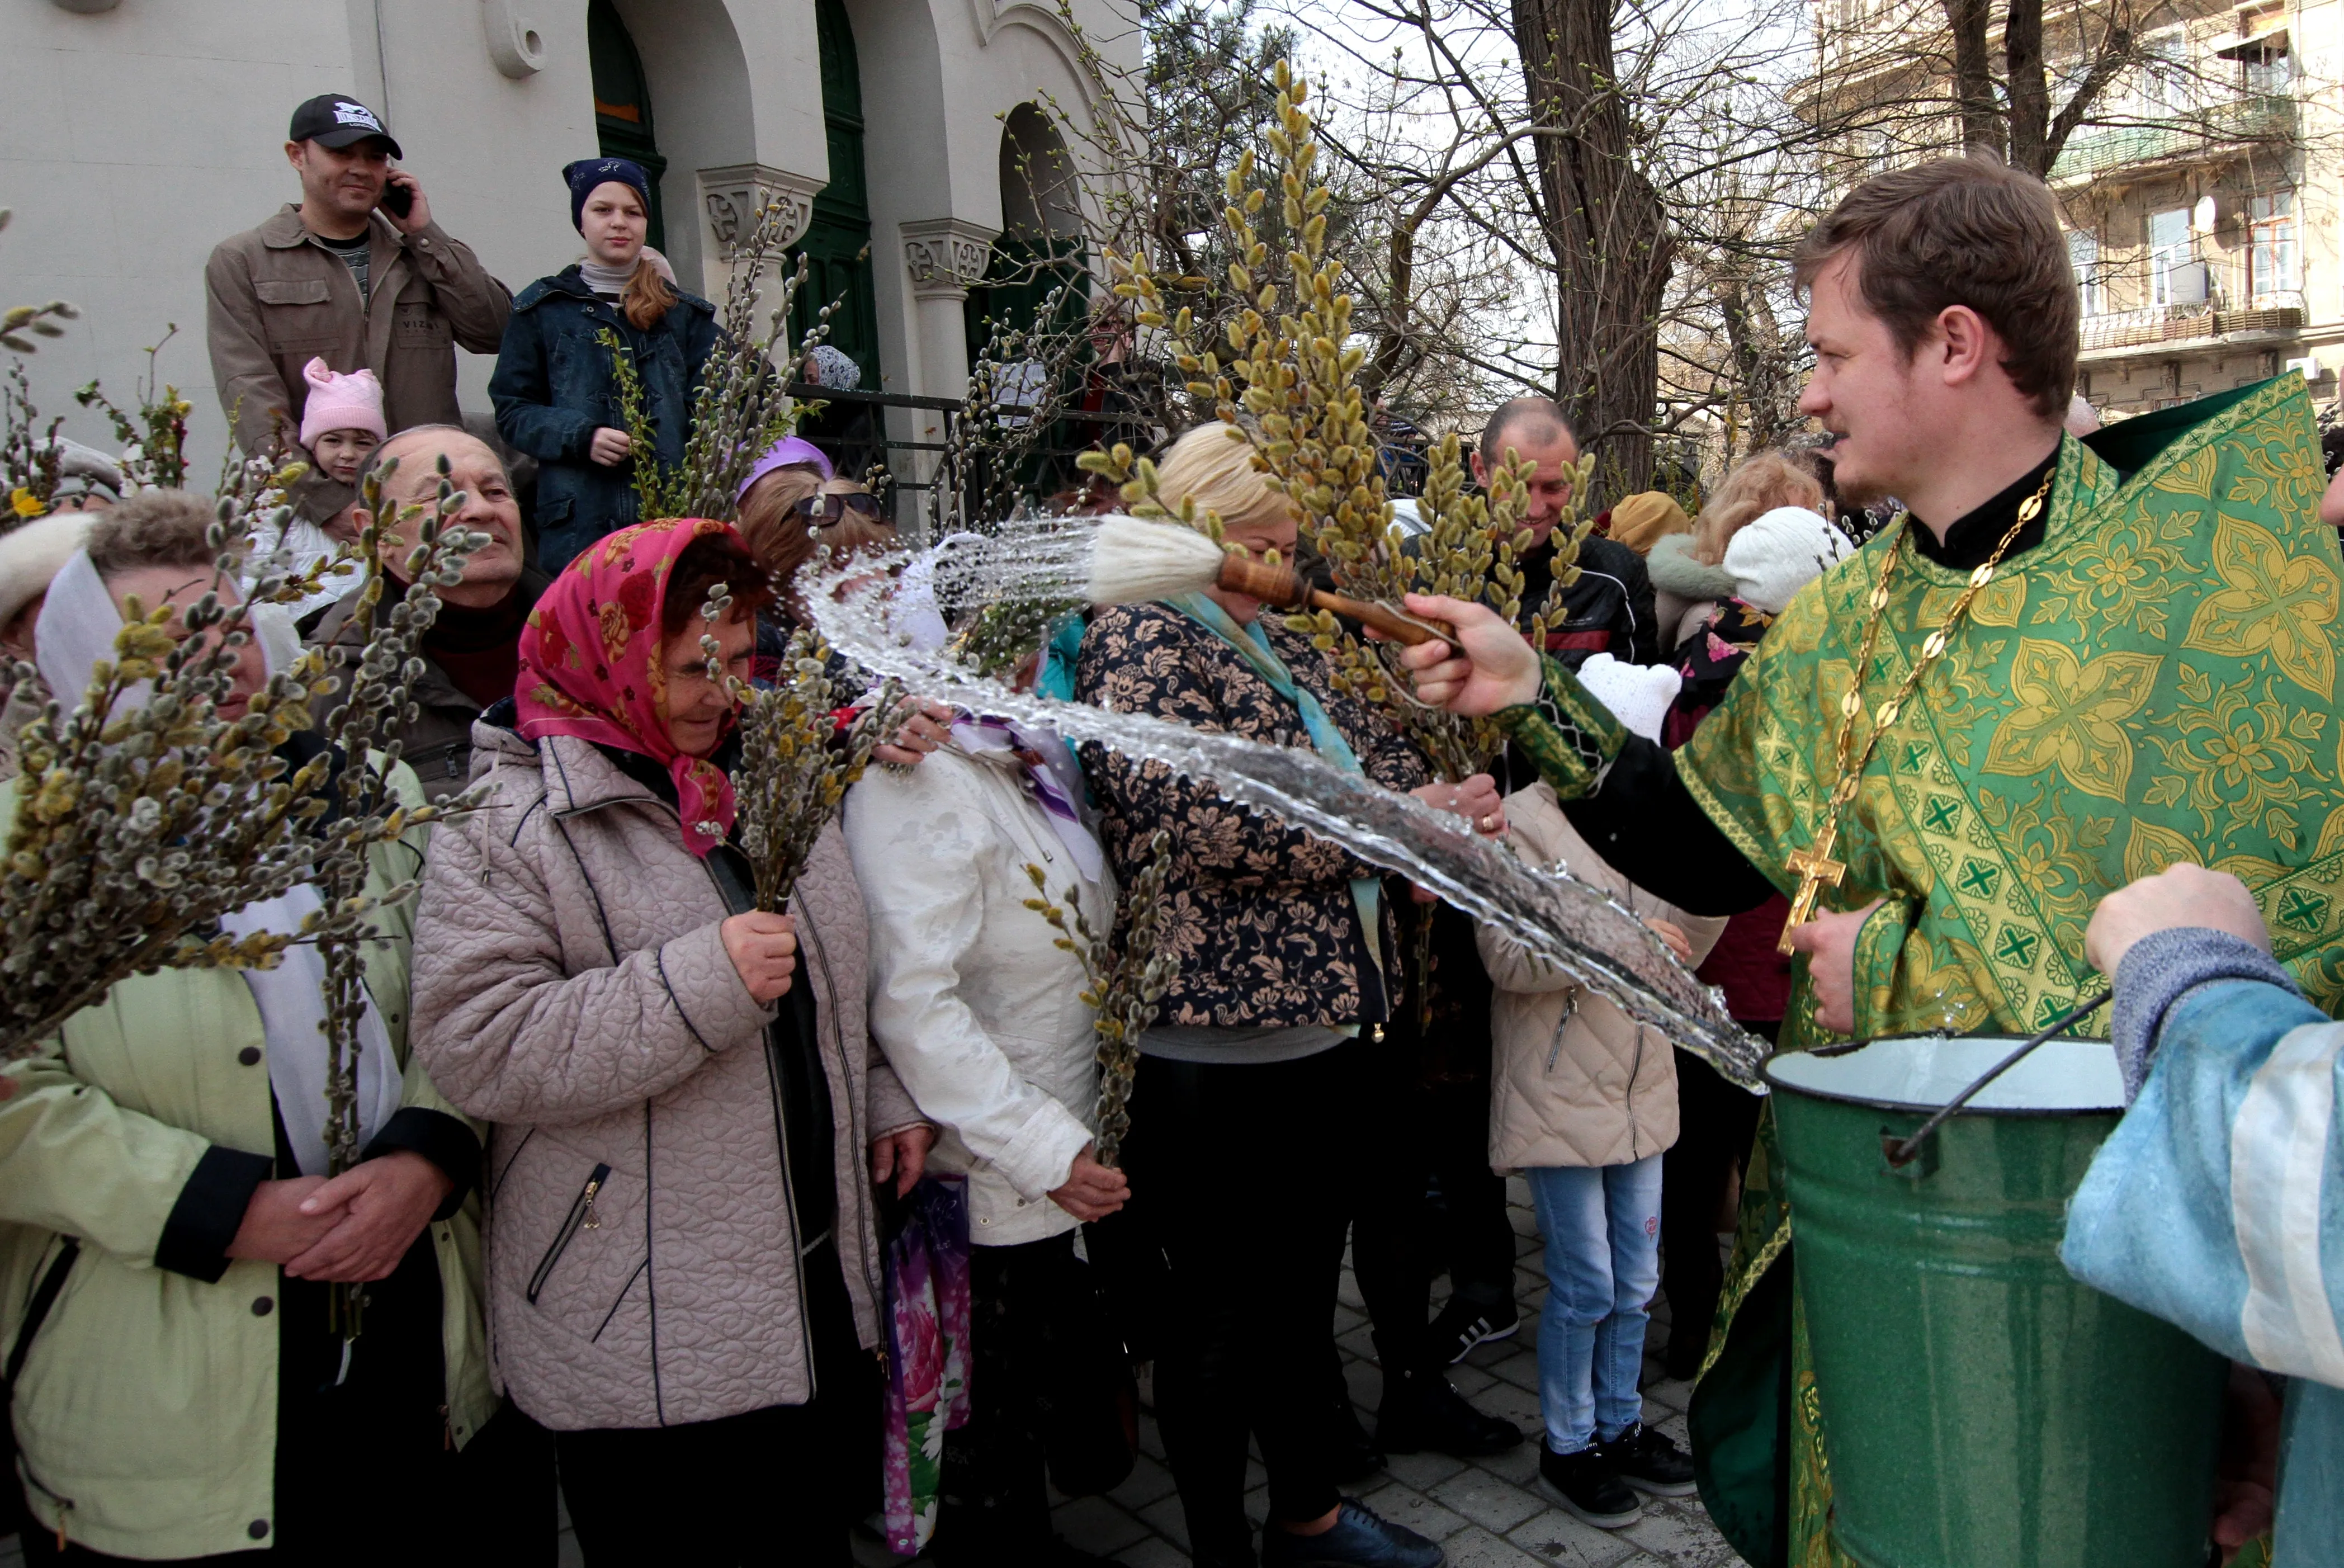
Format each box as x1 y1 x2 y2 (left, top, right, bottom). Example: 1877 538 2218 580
2050 93 2296 184
2077 245 2304 352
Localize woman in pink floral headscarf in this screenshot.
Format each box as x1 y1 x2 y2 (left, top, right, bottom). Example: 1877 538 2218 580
409 516 935 1564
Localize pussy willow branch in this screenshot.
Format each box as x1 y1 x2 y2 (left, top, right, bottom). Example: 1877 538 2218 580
1020 826 1172 1170
699 583 905 911
0 489 479 1070
605 196 848 527
307 454 489 1341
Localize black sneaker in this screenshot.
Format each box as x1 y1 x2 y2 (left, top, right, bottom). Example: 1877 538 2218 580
1595 1421 1698 1497
1260 1498 1444 1567
1426 1297 1519 1364
1539 1441 1641 1528
1375 1367 1521 1458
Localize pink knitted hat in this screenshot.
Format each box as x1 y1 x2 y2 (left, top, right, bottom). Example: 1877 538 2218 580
299 358 388 447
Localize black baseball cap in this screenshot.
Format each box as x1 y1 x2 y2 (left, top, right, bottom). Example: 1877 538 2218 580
287 95 403 158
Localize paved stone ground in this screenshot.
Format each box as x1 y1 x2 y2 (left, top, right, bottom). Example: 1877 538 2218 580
837 1173 1738 1568
1 1180 1735 1568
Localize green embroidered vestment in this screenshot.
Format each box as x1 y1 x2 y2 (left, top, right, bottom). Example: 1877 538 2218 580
1499 375 2344 1567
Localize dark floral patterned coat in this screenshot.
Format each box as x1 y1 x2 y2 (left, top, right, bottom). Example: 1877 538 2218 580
1074 602 1430 1029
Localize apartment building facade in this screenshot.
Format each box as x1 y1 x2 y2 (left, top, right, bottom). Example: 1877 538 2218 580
1810 0 2344 421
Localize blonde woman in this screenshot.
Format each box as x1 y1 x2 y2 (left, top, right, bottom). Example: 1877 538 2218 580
1075 422 1506 1568
1646 449 1826 651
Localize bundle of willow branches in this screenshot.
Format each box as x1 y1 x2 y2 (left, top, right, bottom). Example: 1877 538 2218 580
604 197 845 524
313 457 486 1174
0 472 484 1070
698 587 903 910
925 281 1087 539
75 327 193 493
1022 828 1173 1169
1089 63 1598 783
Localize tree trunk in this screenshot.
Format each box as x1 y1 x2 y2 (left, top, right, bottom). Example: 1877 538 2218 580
1513 0 1674 500
2003 0 2051 174
1942 0 2005 159
1717 270 1796 456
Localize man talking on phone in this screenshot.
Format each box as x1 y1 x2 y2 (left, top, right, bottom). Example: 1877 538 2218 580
207 96 512 526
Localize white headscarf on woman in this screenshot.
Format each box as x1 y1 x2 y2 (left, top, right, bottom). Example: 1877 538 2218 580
32 548 400 1174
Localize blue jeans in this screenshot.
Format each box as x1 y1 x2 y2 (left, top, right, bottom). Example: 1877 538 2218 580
1524 1155 1664 1454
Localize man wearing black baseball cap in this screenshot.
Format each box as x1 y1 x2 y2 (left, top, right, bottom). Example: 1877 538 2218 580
206 95 511 526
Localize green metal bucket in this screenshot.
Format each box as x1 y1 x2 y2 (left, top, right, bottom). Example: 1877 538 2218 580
1764 1036 2225 1568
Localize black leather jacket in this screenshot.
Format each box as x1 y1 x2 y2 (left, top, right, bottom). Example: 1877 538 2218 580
1518 533 1658 670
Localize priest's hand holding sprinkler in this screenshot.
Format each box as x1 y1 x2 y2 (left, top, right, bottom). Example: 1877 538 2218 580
1391 592 1882 1028
1387 593 1543 714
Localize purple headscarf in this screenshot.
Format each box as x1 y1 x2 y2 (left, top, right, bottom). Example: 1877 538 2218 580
736 434 835 499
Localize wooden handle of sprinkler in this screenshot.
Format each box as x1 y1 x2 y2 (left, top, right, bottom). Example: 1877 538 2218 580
1213 556 1455 647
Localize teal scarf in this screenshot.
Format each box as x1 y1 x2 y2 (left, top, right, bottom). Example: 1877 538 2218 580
1164 592 1384 982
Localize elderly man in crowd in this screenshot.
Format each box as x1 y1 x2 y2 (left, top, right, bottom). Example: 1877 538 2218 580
207 95 509 532
308 424 544 797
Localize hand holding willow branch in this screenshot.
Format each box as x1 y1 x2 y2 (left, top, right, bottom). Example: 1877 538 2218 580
311 453 489 1205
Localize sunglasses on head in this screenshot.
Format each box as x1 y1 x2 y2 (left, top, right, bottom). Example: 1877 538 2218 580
794 492 885 525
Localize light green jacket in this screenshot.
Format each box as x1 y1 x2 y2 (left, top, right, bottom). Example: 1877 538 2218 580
0 764 494 1559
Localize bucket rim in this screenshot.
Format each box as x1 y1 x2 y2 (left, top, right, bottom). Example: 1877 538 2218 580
1763 1033 2119 1117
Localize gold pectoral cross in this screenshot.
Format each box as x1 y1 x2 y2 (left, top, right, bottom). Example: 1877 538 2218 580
1779 822 1847 955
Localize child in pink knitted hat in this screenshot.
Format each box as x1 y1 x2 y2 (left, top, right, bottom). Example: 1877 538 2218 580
297 358 387 534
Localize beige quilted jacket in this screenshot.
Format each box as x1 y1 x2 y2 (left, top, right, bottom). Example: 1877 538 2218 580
409 722 921 1430
1479 782 1727 1172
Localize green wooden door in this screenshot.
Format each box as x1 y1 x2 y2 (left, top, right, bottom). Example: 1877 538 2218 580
792 0 881 387
587 0 667 251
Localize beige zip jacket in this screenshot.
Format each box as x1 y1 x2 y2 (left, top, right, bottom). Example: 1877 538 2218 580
1478 782 1727 1171
410 723 921 1430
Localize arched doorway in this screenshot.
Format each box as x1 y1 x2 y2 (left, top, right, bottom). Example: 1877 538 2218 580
966 103 1087 357
966 103 1093 492
587 0 668 250
792 0 881 388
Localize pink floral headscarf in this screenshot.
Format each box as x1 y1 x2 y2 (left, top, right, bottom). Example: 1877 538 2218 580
515 517 741 857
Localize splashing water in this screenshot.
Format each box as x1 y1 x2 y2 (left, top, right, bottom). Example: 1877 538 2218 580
810 542 1768 1088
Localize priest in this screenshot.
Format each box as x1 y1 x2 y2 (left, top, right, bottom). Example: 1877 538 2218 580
1397 154 2344 1566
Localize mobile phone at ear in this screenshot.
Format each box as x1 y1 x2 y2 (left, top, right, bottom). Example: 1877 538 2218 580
380 180 414 219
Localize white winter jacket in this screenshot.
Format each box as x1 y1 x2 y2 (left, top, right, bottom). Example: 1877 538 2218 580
844 743 1109 1245
1480 782 1727 1170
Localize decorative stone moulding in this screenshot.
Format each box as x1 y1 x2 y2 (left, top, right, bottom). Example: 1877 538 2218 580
901 219 1000 300
698 165 821 258
481 0 547 77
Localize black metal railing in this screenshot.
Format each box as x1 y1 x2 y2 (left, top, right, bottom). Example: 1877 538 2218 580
785 379 1157 530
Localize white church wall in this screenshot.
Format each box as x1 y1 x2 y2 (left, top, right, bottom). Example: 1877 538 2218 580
0 0 1136 484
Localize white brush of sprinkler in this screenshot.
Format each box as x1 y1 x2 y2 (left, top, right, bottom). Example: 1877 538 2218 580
1083 514 1452 646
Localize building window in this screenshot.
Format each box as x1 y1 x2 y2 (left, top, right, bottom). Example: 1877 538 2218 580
2250 190 2299 299
2244 44 2293 95
2134 31 2191 118
2148 206 2203 306
2068 229 2104 317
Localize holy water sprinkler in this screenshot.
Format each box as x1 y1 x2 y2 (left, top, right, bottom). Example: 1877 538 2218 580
1084 516 1456 646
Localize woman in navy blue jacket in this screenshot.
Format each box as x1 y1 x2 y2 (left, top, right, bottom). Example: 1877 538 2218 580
490 158 719 571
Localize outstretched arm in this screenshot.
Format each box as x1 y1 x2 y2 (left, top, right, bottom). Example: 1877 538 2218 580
1398 593 1772 919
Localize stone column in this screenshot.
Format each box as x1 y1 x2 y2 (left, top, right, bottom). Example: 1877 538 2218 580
896 219 999 498
694 164 823 307
899 217 999 393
